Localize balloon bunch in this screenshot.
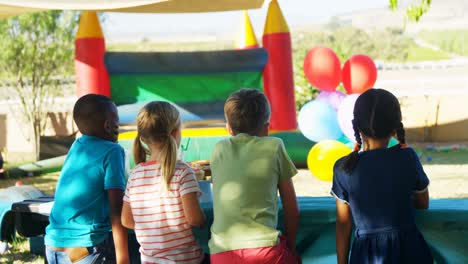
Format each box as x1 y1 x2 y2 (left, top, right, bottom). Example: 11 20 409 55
298 47 378 182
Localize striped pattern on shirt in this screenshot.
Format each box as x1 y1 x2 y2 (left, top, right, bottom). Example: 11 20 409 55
124 160 203 264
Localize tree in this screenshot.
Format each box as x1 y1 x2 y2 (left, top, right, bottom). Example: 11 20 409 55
389 0 432 22
0 11 78 161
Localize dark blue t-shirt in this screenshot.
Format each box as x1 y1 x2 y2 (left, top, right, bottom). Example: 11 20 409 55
331 146 429 231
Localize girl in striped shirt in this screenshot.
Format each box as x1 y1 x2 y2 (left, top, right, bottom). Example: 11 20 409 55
121 101 206 264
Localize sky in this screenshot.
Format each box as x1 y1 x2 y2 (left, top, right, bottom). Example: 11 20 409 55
102 0 389 42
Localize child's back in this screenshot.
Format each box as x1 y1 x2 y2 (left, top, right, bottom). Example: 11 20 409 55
334 146 429 231
121 101 206 264
332 89 432 264
46 135 125 246
209 89 299 263
124 160 203 263
210 135 295 253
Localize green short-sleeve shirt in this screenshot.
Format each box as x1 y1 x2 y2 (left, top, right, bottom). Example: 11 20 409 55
208 133 298 254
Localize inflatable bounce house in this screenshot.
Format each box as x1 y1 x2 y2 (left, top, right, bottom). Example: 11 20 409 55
74 4 313 167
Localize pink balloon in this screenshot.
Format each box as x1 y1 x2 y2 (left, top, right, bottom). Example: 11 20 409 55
316 91 345 110
338 94 360 142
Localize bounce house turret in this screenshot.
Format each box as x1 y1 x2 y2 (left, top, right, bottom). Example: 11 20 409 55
235 11 258 49
262 0 297 131
75 11 110 97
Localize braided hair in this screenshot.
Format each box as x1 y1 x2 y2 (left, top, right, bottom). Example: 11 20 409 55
342 89 406 174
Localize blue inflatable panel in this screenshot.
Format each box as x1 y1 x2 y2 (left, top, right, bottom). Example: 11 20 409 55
118 102 203 124
105 48 268 75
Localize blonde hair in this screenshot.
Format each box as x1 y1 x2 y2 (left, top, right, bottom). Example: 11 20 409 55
133 101 181 190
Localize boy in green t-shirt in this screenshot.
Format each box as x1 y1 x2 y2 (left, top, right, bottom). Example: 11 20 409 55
209 89 300 263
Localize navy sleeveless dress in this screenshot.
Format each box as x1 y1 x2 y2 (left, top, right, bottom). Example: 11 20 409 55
331 146 433 264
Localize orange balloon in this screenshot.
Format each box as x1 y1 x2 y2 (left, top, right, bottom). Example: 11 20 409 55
303 47 341 92
342 54 377 94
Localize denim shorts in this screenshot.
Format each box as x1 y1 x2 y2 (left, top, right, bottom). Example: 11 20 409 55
45 236 115 264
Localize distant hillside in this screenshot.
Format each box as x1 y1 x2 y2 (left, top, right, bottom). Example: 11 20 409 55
335 0 468 32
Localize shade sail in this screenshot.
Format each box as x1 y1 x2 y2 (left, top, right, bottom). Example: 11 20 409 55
0 0 265 18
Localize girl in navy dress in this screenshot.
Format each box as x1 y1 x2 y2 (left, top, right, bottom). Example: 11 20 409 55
331 89 433 264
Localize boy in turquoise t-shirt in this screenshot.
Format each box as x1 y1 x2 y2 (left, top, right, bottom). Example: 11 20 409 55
45 94 129 264
209 89 300 263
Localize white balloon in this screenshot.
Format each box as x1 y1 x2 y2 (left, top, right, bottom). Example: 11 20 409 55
337 94 360 142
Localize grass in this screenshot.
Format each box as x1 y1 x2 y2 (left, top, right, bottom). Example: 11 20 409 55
407 44 450 62
418 148 468 165
419 30 468 56
0 163 57 263
0 173 59 195
0 236 43 264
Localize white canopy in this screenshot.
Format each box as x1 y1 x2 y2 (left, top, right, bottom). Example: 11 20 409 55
0 0 265 18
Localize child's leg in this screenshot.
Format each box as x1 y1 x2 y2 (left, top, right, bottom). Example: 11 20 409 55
202 253 211 264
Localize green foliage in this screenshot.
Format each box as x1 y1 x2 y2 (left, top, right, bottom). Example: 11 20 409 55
0 11 77 78
419 30 468 56
0 11 78 160
389 0 432 22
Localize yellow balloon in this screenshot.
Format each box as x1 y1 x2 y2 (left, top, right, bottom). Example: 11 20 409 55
307 140 352 182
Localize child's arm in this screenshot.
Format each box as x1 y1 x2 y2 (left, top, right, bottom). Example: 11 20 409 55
413 189 429 209
121 201 135 229
180 167 205 227
108 189 129 264
412 149 430 209
181 192 205 227
335 200 352 264
278 179 299 255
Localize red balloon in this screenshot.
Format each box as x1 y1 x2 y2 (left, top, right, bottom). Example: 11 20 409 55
342 54 377 94
303 47 341 92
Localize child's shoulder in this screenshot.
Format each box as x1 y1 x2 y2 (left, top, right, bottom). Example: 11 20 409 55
99 139 123 149
174 161 196 180
358 146 419 165
213 136 284 157
261 136 286 151
77 135 123 150
389 145 419 159
220 135 283 146
175 160 193 171
132 160 157 171
262 136 284 144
